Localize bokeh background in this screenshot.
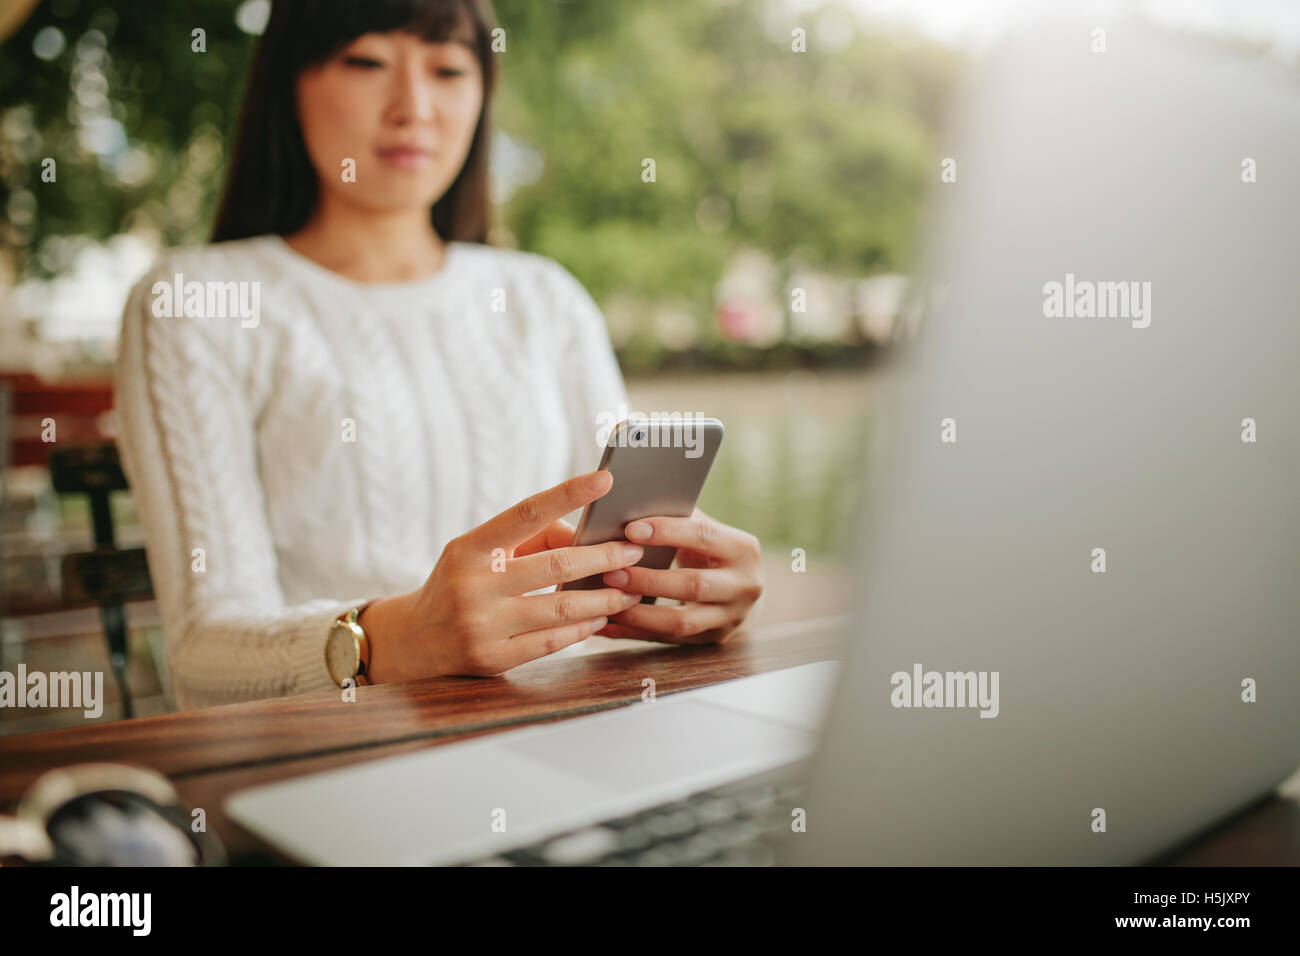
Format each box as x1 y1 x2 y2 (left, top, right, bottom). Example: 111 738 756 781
2 0 1294 728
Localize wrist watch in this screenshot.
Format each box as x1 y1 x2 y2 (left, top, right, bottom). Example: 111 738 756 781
325 605 372 687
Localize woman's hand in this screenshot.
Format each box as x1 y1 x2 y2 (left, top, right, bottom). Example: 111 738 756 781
595 508 764 644
364 471 644 682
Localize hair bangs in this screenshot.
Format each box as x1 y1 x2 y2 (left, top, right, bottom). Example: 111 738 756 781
285 0 483 72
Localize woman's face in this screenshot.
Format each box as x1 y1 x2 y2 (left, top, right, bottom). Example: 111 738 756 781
295 29 483 218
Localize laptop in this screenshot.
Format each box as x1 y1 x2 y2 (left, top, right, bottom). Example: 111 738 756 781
225 21 1300 866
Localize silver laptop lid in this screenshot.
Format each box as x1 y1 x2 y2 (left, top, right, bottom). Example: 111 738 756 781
788 22 1300 865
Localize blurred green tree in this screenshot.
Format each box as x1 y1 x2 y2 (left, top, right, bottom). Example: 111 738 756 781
497 0 958 309
1 0 254 278
1 0 959 353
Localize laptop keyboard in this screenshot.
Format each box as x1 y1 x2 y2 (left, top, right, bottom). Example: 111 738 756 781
458 776 803 867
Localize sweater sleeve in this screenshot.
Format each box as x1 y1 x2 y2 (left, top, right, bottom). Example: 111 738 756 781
113 261 372 711
548 261 630 487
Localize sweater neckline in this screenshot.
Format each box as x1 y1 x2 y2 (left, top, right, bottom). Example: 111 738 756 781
264 234 467 296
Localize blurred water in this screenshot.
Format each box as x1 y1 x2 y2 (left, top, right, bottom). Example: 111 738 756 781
625 366 889 559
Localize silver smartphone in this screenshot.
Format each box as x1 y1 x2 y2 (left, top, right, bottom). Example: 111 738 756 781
559 417 725 603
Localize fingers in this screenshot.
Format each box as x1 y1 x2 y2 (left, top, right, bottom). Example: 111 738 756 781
622 512 760 565
467 471 612 552
505 539 644 594
495 615 609 671
592 620 658 640
600 564 752 604
595 611 735 645
499 587 641 635
513 519 575 558
610 600 734 641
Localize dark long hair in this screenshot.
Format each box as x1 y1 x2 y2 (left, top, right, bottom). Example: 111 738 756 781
211 0 499 244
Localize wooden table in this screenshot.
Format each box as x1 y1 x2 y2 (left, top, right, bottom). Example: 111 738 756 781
1 616 1296 865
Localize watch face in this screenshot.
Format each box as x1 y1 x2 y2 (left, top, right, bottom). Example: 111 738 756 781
326 623 360 684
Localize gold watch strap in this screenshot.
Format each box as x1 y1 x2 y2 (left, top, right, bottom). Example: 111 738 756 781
350 605 371 685
335 604 372 686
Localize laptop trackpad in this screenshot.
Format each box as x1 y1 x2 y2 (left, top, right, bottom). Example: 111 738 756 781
500 698 817 795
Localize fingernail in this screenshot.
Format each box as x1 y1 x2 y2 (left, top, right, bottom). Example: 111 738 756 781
625 521 651 541
621 543 643 563
585 471 610 491
589 616 608 630
621 591 640 607
605 569 630 587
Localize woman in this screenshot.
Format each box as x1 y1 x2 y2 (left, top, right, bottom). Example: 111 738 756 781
113 0 764 711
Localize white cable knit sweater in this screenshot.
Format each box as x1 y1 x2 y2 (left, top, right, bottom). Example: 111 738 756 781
113 235 628 711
